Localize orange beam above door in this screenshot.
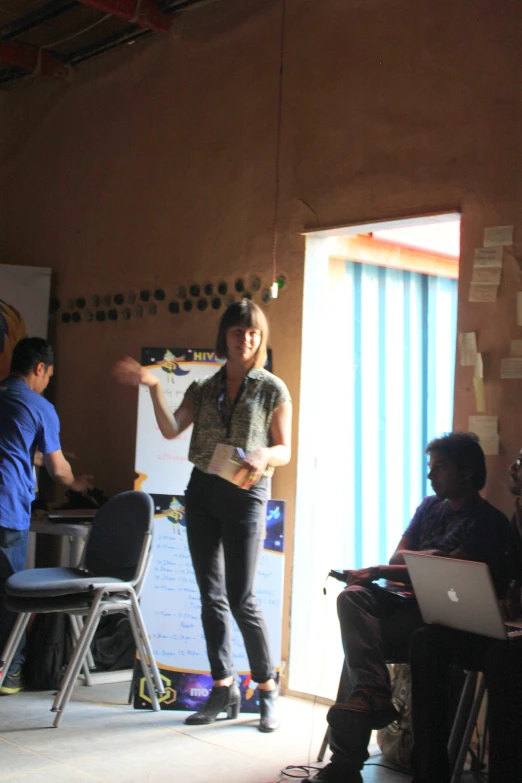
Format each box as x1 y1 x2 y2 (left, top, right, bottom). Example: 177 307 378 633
328 234 459 279
76 0 173 32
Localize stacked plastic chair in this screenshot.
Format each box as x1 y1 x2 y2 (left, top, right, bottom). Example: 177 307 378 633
0 490 165 727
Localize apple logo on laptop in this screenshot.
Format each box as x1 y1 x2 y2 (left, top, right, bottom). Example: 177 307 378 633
447 588 459 603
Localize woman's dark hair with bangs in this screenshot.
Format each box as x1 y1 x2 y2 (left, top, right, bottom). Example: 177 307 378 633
426 431 486 491
215 299 269 369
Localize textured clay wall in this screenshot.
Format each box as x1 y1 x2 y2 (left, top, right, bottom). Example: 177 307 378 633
0 0 521 671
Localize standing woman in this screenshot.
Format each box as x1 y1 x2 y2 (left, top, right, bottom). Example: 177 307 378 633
114 299 292 731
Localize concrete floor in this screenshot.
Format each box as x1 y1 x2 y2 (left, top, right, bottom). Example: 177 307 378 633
0 682 415 783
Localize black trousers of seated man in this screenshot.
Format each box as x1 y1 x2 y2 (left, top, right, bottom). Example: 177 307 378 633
410 624 522 783
327 585 423 774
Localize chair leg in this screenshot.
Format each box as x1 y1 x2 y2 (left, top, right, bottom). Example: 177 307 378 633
130 591 165 697
80 657 93 687
53 603 101 713
127 609 161 711
74 615 96 671
317 727 330 762
0 613 30 686
68 615 92 687
52 593 104 726
450 674 486 783
53 609 102 728
448 671 478 766
127 662 138 705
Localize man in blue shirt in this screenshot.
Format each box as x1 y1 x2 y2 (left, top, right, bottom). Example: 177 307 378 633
302 433 511 783
0 337 92 695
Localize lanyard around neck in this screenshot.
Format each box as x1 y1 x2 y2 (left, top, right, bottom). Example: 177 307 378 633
217 367 247 439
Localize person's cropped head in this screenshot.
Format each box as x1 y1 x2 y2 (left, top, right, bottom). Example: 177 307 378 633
10 337 54 394
216 298 269 369
509 448 522 497
426 432 486 499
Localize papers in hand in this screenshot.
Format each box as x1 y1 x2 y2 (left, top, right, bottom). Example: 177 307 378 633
207 443 246 484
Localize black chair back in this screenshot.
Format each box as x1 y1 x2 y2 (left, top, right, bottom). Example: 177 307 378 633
84 491 154 582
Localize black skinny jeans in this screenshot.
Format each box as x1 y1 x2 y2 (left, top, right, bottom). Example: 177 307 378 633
184 468 275 684
410 624 522 783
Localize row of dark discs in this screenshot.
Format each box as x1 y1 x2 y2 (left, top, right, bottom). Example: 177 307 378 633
53 277 276 324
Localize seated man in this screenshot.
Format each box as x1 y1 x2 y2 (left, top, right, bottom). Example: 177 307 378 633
304 432 511 783
409 446 522 783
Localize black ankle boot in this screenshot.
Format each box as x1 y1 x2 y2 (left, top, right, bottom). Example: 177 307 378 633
184 682 240 725
258 687 279 732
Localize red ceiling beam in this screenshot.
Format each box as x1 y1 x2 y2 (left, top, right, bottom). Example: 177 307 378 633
76 0 173 33
0 40 67 78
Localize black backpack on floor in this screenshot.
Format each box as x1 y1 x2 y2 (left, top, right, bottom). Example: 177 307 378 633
24 613 72 690
91 615 136 671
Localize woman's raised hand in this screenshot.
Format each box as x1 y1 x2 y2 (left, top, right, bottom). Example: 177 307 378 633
113 356 158 388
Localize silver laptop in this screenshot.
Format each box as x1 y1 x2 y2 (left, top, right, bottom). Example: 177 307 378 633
403 551 522 640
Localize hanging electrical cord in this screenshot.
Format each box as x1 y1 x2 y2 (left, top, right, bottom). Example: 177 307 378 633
28 13 113 79
270 0 286 300
40 13 112 51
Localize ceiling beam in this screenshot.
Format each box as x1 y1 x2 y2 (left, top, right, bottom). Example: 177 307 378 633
0 0 77 42
0 40 67 78
75 0 173 32
69 26 152 65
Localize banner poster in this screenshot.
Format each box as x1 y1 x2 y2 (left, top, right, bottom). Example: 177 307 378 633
134 348 285 713
0 263 52 381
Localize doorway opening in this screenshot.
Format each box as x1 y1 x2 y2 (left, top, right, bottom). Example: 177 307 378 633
289 213 460 700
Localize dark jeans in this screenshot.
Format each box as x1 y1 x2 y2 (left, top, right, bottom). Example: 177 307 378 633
0 526 29 672
184 468 275 684
327 584 423 772
410 624 522 783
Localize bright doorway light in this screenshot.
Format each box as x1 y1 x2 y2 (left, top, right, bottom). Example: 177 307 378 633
289 213 460 701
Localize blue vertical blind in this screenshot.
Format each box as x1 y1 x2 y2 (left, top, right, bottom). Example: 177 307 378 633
342 260 457 568
289 245 458 699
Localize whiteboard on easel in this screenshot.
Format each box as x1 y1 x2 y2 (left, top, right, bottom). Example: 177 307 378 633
134 347 285 711
135 348 224 495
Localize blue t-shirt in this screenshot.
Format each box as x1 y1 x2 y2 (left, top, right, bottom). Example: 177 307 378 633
404 495 511 594
0 376 61 531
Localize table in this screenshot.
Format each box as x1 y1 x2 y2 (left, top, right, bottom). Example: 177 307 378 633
26 509 132 684
27 510 95 569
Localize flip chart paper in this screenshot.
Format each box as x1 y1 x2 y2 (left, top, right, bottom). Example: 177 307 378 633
473 377 486 413
469 284 498 303
469 415 498 437
500 358 522 379
517 293 522 327
474 247 503 267
483 226 514 248
458 332 477 366
510 340 522 357
471 266 502 285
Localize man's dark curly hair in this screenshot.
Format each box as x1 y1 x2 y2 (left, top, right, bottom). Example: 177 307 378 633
426 431 486 491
